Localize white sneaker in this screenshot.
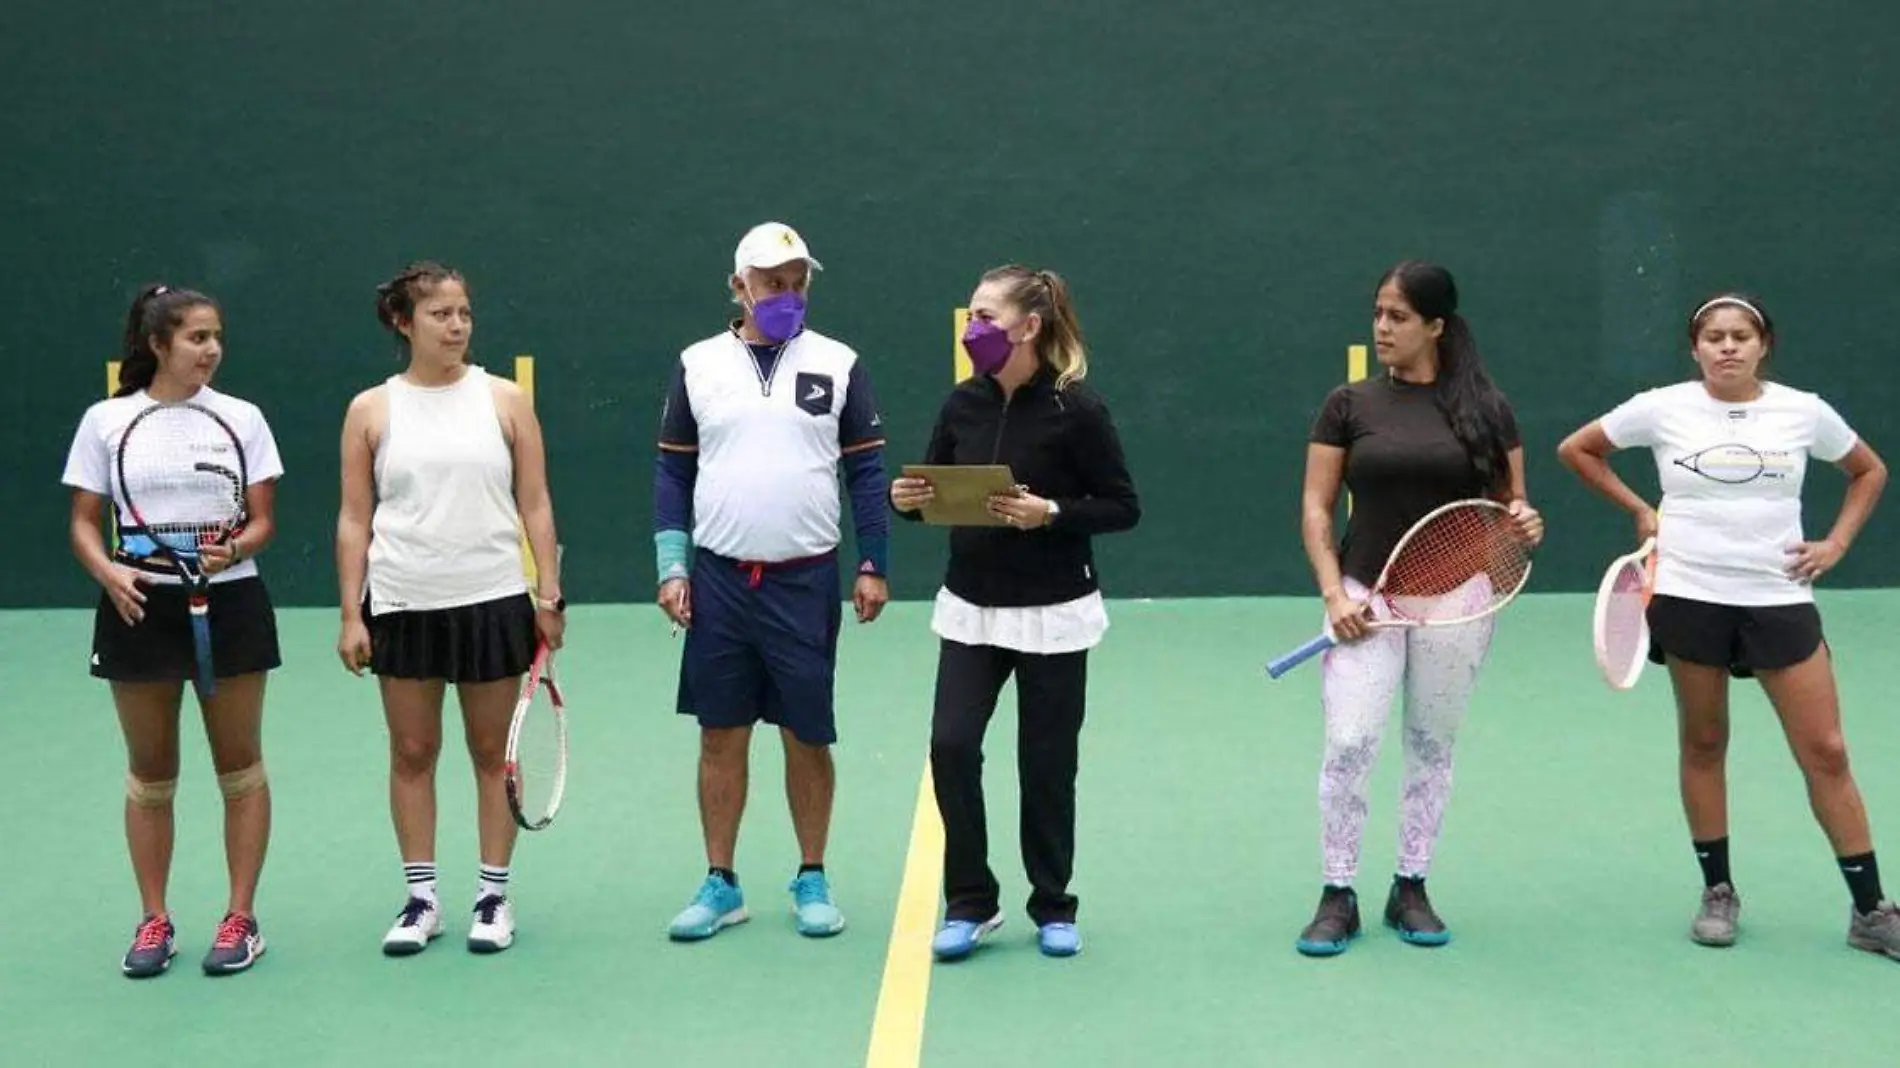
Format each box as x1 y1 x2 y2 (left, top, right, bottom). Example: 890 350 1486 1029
468 894 515 953
382 897 443 956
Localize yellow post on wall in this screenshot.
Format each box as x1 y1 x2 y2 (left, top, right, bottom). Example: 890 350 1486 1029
1345 344 1368 515
953 308 972 383
514 354 538 586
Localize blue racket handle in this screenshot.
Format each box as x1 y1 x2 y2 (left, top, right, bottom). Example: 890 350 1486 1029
190 611 217 697
1266 632 1337 679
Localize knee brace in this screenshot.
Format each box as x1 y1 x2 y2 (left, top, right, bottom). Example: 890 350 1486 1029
125 772 177 808
217 761 268 800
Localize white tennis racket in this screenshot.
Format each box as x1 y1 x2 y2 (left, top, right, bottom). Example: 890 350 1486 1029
504 641 569 831
1592 536 1657 690
1267 499 1536 679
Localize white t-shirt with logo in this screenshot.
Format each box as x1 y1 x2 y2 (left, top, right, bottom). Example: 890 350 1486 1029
667 328 873 562
1599 380 1858 606
60 387 285 585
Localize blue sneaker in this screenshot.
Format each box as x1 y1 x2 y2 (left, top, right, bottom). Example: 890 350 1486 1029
668 874 748 941
1038 922 1081 957
931 912 1004 961
789 870 845 937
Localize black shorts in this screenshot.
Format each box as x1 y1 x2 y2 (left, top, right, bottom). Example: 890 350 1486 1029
91 575 282 683
366 590 537 684
1646 594 1826 678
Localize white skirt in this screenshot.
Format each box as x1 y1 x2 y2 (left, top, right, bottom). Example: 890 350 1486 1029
929 587 1109 655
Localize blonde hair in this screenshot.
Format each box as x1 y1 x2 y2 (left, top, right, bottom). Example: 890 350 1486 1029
979 264 1089 390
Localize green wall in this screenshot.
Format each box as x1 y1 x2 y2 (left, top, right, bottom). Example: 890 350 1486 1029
6 2 1897 608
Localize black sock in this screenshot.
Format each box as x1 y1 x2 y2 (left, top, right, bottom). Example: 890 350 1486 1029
798 863 825 876
709 867 738 888
1838 852 1883 915
1693 837 1731 889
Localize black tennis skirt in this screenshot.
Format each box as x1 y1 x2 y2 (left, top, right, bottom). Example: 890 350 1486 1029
366 589 537 683
91 575 282 683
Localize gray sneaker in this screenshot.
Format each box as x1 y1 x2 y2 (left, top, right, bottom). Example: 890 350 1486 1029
1846 901 1900 960
1691 883 1740 947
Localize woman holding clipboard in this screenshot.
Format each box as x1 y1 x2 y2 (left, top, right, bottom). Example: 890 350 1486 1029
890 264 1140 962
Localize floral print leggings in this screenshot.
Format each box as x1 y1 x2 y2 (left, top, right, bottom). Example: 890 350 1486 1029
1317 574 1496 886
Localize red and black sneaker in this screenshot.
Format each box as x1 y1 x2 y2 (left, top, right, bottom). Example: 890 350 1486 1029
122 913 176 979
201 912 266 976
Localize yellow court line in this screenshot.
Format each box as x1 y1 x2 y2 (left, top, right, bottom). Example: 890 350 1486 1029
864 764 945 1067
514 354 538 586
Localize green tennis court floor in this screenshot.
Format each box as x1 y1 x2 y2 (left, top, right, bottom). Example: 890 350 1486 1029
3 592 1895 1067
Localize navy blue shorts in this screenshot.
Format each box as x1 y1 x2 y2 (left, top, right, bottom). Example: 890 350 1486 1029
676 549 842 746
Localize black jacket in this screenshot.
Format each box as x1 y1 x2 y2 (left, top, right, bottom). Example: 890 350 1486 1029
899 367 1140 607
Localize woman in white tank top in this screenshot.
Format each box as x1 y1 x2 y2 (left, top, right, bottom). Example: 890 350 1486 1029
335 261 566 959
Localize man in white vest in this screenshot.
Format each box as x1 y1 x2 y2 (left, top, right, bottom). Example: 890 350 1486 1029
652 221 891 941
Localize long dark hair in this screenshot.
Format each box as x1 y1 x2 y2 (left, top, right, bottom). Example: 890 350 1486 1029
115 284 218 397
1378 261 1513 492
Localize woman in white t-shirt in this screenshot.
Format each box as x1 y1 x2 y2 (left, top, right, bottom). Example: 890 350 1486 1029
62 284 285 979
335 262 566 959
1559 293 1898 961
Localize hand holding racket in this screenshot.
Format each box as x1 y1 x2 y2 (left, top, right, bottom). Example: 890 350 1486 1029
115 401 248 696
505 641 569 832
1267 499 1536 680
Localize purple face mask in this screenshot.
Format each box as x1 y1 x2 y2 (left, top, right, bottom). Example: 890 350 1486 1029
962 318 1014 376
750 291 808 343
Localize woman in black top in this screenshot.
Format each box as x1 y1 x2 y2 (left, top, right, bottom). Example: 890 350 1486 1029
1293 262 1542 958
890 264 1140 962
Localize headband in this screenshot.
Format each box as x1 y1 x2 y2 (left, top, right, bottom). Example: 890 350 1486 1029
1692 296 1763 329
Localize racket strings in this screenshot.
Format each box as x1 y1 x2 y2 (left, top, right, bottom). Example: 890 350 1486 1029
119 407 246 550
511 684 565 822
1600 561 1650 675
1382 506 1533 621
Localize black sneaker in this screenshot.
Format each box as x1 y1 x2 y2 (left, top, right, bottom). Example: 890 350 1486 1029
122 913 176 978
202 911 266 975
1385 876 1451 946
1295 886 1360 957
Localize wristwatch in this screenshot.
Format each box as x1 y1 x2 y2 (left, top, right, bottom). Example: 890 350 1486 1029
535 594 566 613
1045 499 1061 524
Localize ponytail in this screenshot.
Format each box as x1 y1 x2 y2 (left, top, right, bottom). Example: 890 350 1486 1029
1378 261 1512 494
116 284 217 397
977 264 1090 390
1432 311 1512 493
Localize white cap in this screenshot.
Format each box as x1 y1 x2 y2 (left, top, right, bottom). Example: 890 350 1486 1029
733 221 823 276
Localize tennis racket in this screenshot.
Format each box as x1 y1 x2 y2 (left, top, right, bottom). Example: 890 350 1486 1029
504 641 569 831
1592 537 1657 690
1673 443 1766 484
1266 499 1536 679
114 401 249 696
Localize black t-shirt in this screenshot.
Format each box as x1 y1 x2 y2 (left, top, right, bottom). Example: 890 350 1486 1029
1309 375 1521 586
